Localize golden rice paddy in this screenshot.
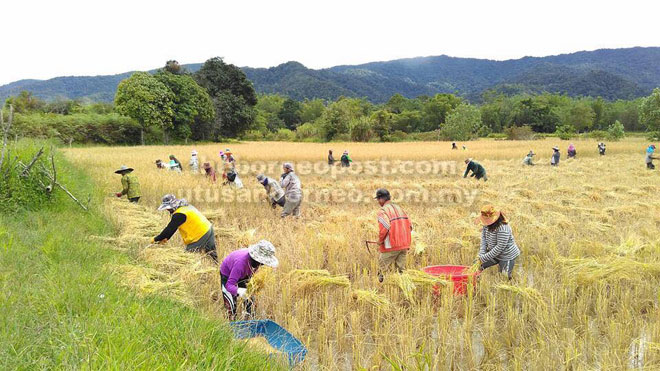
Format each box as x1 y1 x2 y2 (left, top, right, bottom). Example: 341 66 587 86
65 138 660 369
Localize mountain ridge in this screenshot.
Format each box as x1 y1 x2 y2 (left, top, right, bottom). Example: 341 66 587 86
1 47 659 103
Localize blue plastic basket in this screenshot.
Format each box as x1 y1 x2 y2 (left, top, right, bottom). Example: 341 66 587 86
230 320 307 366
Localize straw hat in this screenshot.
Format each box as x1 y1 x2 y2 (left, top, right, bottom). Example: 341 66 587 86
191 150 198 156
114 165 134 174
248 240 279 268
476 205 504 226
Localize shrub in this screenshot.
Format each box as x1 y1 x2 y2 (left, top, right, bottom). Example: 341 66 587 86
504 125 535 140
555 124 576 140
487 133 508 140
384 130 408 142
267 128 295 141
607 120 625 141
350 117 374 142
585 130 608 140
241 130 265 141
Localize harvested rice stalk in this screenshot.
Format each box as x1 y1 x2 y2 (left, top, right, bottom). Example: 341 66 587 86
112 264 191 304
403 270 449 288
287 269 331 279
351 289 390 309
466 260 482 274
296 274 350 292
496 284 547 308
248 267 273 295
386 273 416 302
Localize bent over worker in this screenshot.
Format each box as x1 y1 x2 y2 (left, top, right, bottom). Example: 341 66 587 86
114 165 141 203
375 188 412 283
476 205 520 280
463 158 487 181
256 174 285 209
152 194 217 262
221 240 279 320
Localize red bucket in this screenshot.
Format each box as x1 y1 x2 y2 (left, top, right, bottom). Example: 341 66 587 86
423 265 481 296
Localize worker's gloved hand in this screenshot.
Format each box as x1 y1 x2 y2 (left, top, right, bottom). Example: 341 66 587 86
237 288 247 297
115 192 122 197
150 237 155 244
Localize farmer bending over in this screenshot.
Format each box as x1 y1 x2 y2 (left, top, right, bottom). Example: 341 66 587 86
375 189 412 283
256 174 285 209
522 151 535 166
463 158 487 181
152 194 217 262
476 205 520 280
221 240 279 320
114 165 141 203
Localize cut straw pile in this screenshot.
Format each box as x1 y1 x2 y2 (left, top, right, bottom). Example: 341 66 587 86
287 269 351 292
558 256 660 285
386 270 449 301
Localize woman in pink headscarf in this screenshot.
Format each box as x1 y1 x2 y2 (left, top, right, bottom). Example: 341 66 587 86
567 144 576 158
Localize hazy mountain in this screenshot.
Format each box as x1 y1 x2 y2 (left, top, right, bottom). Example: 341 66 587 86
1 47 659 103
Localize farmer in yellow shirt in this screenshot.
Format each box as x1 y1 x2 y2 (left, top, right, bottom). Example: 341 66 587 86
114 165 141 203
152 194 217 262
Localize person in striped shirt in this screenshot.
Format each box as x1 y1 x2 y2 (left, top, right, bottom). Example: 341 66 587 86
375 188 412 283
476 205 520 280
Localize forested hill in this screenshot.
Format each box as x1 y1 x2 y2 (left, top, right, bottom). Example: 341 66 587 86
2 47 659 103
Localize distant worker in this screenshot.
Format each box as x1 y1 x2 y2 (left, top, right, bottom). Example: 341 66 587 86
114 165 141 203
328 150 335 165
152 194 217 262
256 174 285 209
476 205 520 280
522 151 535 166
280 163 302 218
551 147 560 166
375 188 412 283
340 150 352 167
598 142 606 156
219 151 226 162
462 145 467 150
222 162 243 188
189 150 199 173
220 240 279 320
452 142 458 150
202 162 217 183
646 144 658 169
224 149 236 167
168 155 183 172
463 158 488 181
567 144 577 158
155 159 167 169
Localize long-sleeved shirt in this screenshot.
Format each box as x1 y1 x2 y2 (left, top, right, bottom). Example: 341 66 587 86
523 155 534 165
263 177 285 203
120 174 141 199
189 157 199 172
551 152 560 165
340 154 352 167
281 172 302 202
220 249 257 296
328 154 335 165
154 213 186 242
463 161 485 178
479 224 520 262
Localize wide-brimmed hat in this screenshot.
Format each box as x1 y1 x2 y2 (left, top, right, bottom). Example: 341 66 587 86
465 158 472 164
248 240 279 268
374 188 390 199
202 162 212 169
476 205 504 226
552 147 559 151
256 174 266 182
191 150 198 156
157 194 188 211
114 165 133 174
283 162 294 171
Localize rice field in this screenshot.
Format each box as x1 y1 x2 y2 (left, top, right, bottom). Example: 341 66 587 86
65 138 660 369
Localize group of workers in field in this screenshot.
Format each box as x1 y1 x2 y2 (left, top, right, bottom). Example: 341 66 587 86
113 141 659 319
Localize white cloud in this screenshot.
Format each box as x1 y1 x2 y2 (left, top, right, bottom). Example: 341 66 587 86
1 0 658 85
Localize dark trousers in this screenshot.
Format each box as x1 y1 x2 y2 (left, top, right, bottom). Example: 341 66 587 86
648 162 655 170
129 197 140 203
481 258 516 279
220 275 253 320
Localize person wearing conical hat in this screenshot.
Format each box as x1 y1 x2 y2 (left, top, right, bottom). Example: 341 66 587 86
220 240 279 320
152 194 217 262
476 205 520 280
114 165 141 203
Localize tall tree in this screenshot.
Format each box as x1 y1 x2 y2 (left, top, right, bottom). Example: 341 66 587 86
640 88 660 135
278 98 302 129
114 72 174 144
154 71 215 142
164 60 185 75
195 57 257 138
421 93 462 131
441 104 483 141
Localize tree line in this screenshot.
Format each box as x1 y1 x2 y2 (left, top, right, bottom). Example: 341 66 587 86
4 58 660 144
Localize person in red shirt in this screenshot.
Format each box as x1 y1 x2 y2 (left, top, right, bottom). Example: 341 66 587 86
375 188 412 282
